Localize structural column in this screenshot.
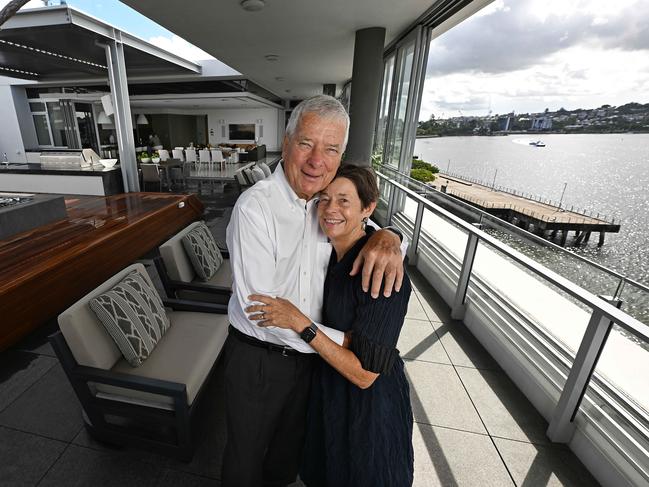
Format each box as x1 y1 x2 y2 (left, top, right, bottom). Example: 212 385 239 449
345 27 386 166
105 34 139 192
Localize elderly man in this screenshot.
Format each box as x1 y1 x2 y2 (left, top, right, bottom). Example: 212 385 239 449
223 95 403 487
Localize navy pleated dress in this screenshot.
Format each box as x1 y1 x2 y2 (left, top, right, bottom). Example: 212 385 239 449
301 229 414 487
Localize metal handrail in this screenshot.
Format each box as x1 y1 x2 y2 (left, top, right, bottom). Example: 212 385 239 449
379 169 649 447
377 171 649 342
377 164 649 296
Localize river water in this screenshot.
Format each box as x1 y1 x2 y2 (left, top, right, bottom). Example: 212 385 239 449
413 133 649 324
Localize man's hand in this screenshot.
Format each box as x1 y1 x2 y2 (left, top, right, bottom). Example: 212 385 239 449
350 229 403 298
246 294 311 333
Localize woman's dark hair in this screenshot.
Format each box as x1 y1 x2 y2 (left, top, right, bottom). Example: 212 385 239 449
333 165 379 209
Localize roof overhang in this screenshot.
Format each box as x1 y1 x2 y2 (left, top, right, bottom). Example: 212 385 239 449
0 5 201 82
120 0 489 100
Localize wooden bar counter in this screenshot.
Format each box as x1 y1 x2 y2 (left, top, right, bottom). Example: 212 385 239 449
0 192 204 351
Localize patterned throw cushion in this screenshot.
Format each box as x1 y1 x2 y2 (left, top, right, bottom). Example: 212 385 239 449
89 270 170 367
181 223 223 281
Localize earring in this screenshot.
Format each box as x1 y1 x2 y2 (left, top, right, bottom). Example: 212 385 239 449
361 217 368 230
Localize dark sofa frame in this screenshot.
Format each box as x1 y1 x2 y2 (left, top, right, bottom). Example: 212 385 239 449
50 298 228 461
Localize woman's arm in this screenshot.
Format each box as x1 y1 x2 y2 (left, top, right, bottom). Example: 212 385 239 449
247 294 379 389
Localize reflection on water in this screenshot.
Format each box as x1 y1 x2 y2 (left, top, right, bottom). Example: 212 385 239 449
415 133 649 326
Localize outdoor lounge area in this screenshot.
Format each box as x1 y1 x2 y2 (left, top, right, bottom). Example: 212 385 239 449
1 0 646 485
0 181 598 486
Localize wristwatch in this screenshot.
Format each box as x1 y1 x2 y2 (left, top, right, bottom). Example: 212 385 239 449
300 322 318 343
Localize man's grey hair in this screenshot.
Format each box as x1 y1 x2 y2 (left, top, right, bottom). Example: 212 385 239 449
285 95 350 151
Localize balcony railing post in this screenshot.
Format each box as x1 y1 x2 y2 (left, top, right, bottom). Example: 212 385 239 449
546 296 622 443
386 183 396 226
407 201 425 265
451 230 480 320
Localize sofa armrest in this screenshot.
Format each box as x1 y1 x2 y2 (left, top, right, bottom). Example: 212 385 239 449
167 280 232 295
75 364 187 398
163 298 229 314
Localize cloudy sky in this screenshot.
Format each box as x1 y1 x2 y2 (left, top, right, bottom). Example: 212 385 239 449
420 0 649 119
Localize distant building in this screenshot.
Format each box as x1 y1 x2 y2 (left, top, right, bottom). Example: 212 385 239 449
497 115 512 131
531 115 552 130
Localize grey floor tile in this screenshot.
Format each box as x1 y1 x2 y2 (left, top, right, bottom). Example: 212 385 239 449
11 319 59 358
413 423 514 487
156 469 219 487
71 427 170 467
436 321 500 370
456 368 551 444
39 444 162 487
407 268 453 323
0 350 57 413
0 364 83 442
494 437 600 486
0 425 67 486
407 293 431 321
405 360 486 434
398 319 451 364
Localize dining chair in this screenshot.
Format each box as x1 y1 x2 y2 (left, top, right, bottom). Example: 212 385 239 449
198 149 212 167
141 163 162 192
158 149 170 161
185 149 198 167
211 149 225 167
172 149 185 162
229 151 239 164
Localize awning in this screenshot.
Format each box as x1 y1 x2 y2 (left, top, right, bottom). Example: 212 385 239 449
0 5 201 81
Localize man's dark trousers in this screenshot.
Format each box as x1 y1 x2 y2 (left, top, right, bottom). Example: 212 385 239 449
221 330 315 487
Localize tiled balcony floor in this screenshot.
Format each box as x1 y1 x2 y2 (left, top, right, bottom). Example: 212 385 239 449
0 179 599 486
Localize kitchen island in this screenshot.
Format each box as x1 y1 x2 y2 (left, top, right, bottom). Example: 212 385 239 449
0 162 124 196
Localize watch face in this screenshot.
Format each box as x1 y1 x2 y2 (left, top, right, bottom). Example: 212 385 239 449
301 324 317 343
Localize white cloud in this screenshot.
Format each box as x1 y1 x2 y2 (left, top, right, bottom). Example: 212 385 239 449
0 0 49 9
421 0 649 119
147 34 214 62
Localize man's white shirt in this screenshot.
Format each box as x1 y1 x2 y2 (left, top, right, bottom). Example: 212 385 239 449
226 163 344 352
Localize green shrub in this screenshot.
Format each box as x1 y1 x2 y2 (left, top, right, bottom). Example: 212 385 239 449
410 168 436 183
411 158 439 173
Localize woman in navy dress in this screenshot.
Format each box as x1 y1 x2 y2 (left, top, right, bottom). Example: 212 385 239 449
247 165 414 487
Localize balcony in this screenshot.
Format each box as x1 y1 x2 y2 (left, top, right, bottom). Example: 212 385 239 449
0 176 607 485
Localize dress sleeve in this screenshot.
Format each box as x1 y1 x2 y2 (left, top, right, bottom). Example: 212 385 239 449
350 274 412 374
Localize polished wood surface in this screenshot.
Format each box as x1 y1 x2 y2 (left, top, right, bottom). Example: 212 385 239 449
0 192 204 351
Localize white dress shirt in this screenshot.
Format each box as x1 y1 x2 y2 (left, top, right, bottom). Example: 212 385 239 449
226 163 344 352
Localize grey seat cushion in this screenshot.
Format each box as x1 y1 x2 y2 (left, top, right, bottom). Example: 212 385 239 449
89 270 170 367
95 310 229 407
250 166 266 182
257 162 271 177
181 222 224 281
176 263 233 302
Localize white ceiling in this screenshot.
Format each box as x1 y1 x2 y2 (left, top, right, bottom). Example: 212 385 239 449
129 93 281 110
120 0 435 100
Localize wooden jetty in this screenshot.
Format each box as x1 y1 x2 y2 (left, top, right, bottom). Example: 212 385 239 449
0 192 204 351
435 173 620 247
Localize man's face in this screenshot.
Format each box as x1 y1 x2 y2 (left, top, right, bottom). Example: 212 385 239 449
282 112 346 200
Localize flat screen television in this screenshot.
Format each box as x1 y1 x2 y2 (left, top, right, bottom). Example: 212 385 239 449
229 123 255 141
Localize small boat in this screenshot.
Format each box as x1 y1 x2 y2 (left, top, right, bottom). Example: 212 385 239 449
529 140 546 147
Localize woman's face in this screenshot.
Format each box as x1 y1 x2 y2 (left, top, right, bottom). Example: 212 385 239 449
318 177 375 241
